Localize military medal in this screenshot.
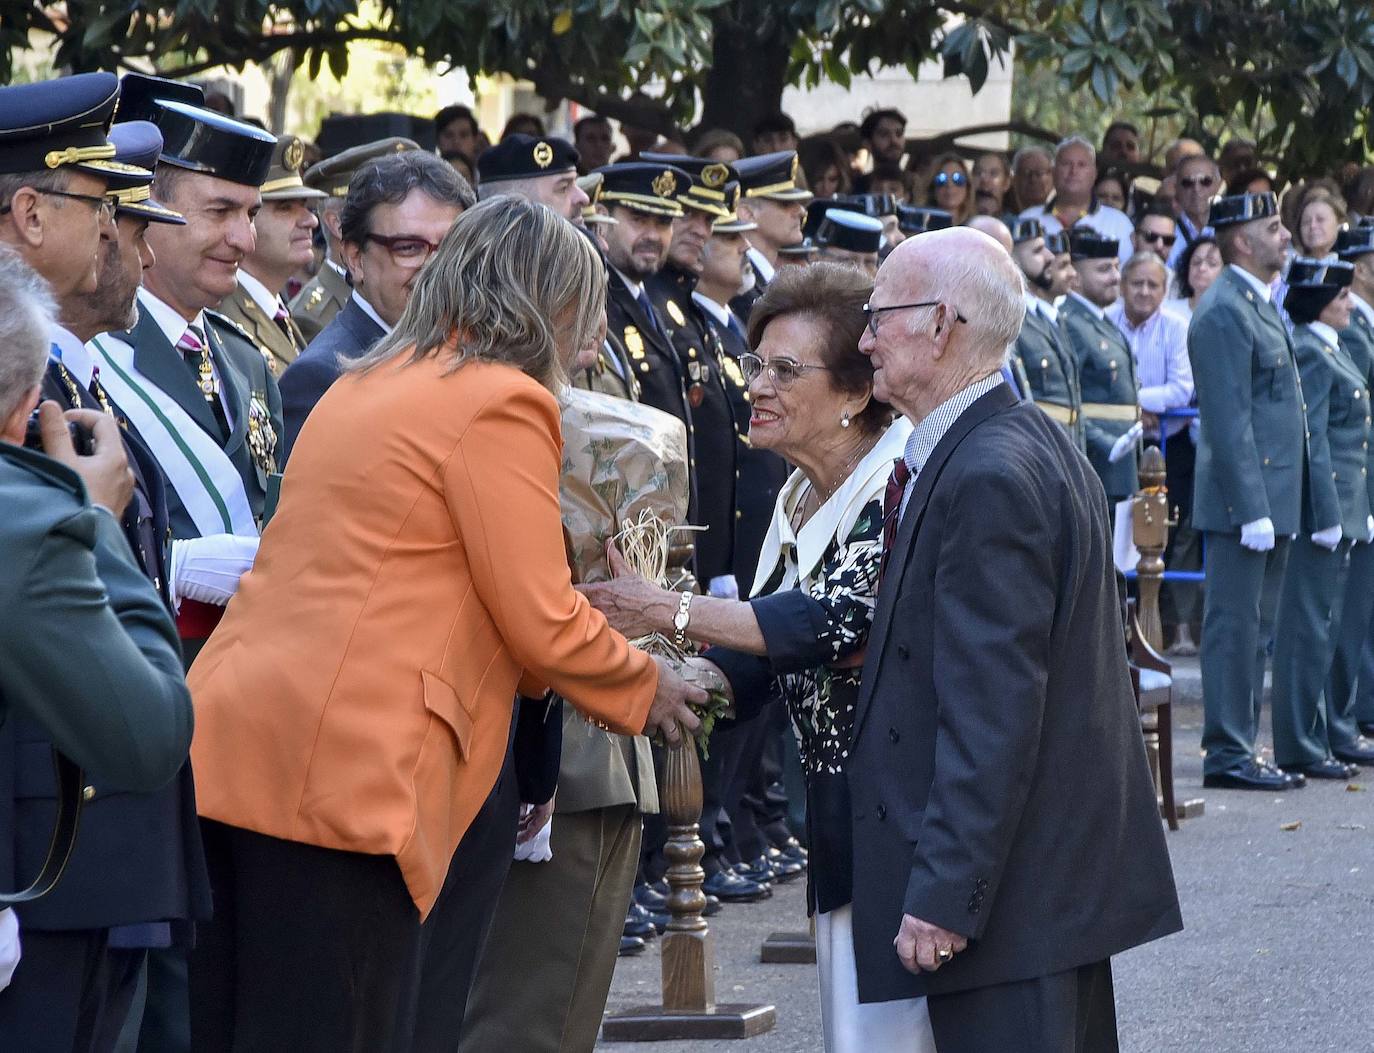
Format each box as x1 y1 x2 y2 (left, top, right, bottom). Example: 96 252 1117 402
247 393 278 474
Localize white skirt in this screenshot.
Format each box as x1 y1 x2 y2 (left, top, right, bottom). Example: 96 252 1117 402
815 905 938 1053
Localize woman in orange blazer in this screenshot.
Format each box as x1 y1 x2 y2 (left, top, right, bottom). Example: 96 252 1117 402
185 197 703 1052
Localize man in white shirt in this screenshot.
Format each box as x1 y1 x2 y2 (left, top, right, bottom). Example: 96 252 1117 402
1166 154 1220 271
1018 136 1134 268
217 134 328 374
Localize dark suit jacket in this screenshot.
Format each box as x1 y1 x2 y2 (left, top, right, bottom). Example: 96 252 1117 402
848 383 1182 1004
278 297 385 463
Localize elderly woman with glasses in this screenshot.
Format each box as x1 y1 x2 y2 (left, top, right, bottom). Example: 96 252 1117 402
184 197 704 1051
580 263 931 1052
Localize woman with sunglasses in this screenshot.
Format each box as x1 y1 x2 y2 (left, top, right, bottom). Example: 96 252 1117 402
928 152 973 224
579 263 933 1052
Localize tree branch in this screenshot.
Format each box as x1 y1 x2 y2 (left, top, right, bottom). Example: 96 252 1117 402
908 120 1059 154
526 67 680 137
126 26 405 79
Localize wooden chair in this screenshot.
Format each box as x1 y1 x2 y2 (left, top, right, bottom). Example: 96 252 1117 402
1127 601 1178 831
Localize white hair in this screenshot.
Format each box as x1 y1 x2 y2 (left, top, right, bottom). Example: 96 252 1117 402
0 247 56 422
1011 145 1051 172
920 229 1025 368
1054 135 1097 166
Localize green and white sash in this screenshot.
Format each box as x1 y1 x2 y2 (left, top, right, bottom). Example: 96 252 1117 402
89 334 258 539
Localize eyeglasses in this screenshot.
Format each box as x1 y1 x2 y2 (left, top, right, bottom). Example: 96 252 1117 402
365 232 443 267
0 188 116 222
933 171 968 188
738 352 832 389
1179 176 1216 191
863 300 969 338
1139 229 1177 247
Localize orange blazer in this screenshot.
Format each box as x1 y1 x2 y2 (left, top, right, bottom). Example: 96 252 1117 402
188 355 657 918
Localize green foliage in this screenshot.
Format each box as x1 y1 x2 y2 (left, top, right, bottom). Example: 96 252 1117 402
3 0 1372 175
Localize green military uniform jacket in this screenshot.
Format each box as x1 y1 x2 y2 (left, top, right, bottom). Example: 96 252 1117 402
573 331 640 402
1342 300 1374 518
1188 266 1308 535
288 260 350 344
1061 292 1139 499
0 443 192 792
1293 324 1372 537
218 279 307 377
1014 301 1085 449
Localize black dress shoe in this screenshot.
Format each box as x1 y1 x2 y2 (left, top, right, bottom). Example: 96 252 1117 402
634 882 669 912
627 900 669 934
765 847 805 882
776 838 808 867
649 877 670 898
1203 759 1296 790
624 903 657 939
1263 760 1306 789
702 868 770 902
619 935 646 957
1288 757 1359 780
1359 722 1374 738
1333 737 1374 766
702 893 722 917
736 857 777 886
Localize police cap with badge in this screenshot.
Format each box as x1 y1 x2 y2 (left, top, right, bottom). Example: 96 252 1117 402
144 99 276 187
715 183 756 234
642 152 737 218
1068 227 1120 261
305 137 420 199
0 71 150 189
478 134 579 185
734 150 813 203
1336 224 1374 261
577 172 617 227
106 122 185 225
1207 190 1279 229
896 205 953 236
595 162 690 218
1284 256 1354 321
1044 229 1071 256
817 209 883 254
835 192 900 220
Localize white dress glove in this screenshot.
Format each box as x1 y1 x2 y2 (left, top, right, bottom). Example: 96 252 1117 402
1239 517 1276 552
1311 524 1343 551
1365 514 1373 544
1108 422 1144 463
707 574 740 600
512 814 553 863
0 908 20 992
170 534 260 607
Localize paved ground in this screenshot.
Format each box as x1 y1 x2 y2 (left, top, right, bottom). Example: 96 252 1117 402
598 658 1374 1051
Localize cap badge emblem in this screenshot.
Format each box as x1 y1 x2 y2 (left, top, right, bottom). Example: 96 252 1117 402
533 142 554 169
652 170 676 198
702 163 729 189
284 138 304 171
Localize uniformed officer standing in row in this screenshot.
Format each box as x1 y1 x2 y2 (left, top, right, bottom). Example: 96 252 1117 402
1061 227 1142 504
1190 191 1310 791
289 136 419 340
1009 217 1085 446
217 134 326 375
1330 225 1374 751
88 77 282 663
1271 258 1373 781
0 72 210 1053
732 150 812 320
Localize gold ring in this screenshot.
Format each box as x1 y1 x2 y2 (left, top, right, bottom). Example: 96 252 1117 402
935 946 954 962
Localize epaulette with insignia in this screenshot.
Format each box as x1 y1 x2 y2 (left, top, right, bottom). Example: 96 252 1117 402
307 285 325 309
665 299 686 327
205 308 255 344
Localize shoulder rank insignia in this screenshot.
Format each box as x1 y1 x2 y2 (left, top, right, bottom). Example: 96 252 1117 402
624 326 646 358
307 285 325 309
247 393 278 475
665 300 686 327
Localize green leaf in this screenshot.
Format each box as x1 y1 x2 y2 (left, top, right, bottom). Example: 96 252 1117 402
1336 47 1359 88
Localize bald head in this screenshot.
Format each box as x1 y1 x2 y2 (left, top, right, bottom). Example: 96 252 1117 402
859 227 1024 422
966 215 1013 253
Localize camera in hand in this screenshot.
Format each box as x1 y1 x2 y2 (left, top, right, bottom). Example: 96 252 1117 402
24 410 94 456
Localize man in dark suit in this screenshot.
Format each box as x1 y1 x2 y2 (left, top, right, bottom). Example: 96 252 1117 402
278 149 470 459
850 226 1182 1049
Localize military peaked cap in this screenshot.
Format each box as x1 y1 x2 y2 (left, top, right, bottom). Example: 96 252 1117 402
305 137 418 198
642 152 737 217
1208 191 1279 229
1335 224 1374 260
107 122 184 225
836 193 900 219
714 183 756 233
261 134 327 201
734 150 812 202
1043 229 1071 255
114 72 204 126
478 134 578 185
594 162 689 218
1007 217 1045 244
1286 256 1354 290
152 100 276 187
0 72 130 180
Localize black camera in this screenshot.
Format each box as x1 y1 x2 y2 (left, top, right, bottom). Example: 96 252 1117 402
23 409 94 456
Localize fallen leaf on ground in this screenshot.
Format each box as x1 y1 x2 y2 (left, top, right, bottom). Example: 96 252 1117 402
1279 821 1302 831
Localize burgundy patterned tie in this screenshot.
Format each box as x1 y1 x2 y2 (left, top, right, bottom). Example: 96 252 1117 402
880 456 912 583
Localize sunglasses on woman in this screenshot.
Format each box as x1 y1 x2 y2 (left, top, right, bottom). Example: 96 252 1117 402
933 171 968 188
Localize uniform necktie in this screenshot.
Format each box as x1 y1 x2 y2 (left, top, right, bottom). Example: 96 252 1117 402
880 457 912 583
177 324 230 438
636 288 666 341
273 300 300 349
727 312 746 344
